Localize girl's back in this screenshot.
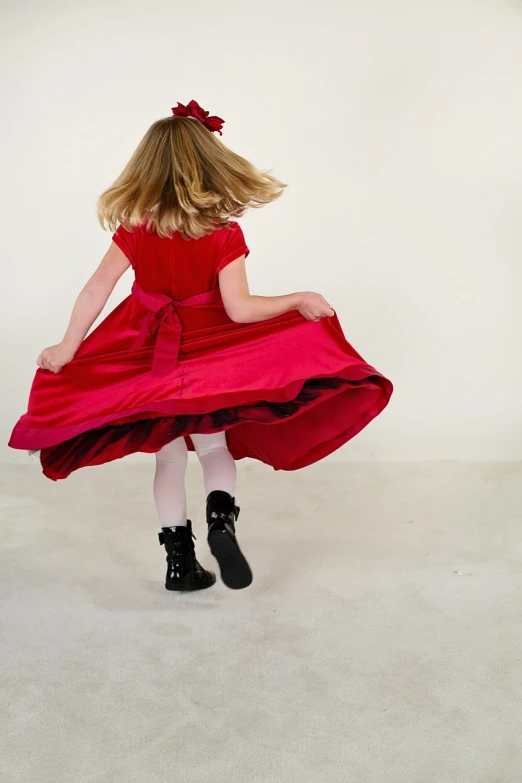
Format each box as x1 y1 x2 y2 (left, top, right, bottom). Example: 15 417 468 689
113 221 249 300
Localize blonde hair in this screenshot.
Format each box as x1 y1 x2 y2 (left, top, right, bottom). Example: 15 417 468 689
97 115 287 240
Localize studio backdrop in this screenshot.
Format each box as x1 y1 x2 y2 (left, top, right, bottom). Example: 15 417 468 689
1 0 521 462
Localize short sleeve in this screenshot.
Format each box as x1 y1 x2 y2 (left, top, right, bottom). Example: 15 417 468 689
215 222 250 274
112 224 136 267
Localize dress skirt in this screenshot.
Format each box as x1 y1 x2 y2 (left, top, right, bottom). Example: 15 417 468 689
9 282 393 480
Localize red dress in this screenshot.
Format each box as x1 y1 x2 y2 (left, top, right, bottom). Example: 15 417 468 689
9 221 393 480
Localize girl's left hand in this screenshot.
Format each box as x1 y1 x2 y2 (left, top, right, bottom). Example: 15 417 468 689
37 343 76 374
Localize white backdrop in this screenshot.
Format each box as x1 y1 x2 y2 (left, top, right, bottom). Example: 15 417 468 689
1 0 521 463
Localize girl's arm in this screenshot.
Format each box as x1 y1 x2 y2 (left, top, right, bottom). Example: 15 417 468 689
37 243 131 373
218 256 334 324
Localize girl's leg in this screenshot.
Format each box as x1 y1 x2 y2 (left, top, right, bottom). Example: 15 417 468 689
191 432 252 590
190 431 237 497
155 436 216 592
153 437 188 528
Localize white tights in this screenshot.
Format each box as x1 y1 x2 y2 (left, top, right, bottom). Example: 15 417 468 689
153 432 237 528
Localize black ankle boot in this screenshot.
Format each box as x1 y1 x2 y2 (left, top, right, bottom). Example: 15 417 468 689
206 491 253 590
158 520 216 591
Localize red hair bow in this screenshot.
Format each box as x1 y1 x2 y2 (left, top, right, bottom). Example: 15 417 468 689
171 100 225 136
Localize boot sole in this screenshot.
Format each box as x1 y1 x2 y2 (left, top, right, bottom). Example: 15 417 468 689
208 530 253 590
165 573 216 592
165 581 215 592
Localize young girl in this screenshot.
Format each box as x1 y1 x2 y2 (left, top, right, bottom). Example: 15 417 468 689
9 100 393 592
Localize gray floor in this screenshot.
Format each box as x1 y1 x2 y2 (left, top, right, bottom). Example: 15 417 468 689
1 460 521 783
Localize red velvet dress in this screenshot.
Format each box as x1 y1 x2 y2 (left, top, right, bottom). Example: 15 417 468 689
9 221 393 480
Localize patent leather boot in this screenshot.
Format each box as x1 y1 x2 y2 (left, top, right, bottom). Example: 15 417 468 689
158 520 216 591
206 491 253 590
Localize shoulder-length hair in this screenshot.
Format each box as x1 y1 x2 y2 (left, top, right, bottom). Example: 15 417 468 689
97 115 286 240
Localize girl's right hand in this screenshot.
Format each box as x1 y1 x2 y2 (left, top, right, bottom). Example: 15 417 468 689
296 292 335 322
37 342 76 374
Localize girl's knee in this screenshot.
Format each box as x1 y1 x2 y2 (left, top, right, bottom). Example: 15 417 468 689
156 437 188 464
191 432 228 457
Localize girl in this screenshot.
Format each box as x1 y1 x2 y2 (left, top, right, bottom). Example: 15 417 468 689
9 100 393 592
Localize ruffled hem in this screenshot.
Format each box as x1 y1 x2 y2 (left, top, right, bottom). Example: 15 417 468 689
37 374 390 480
